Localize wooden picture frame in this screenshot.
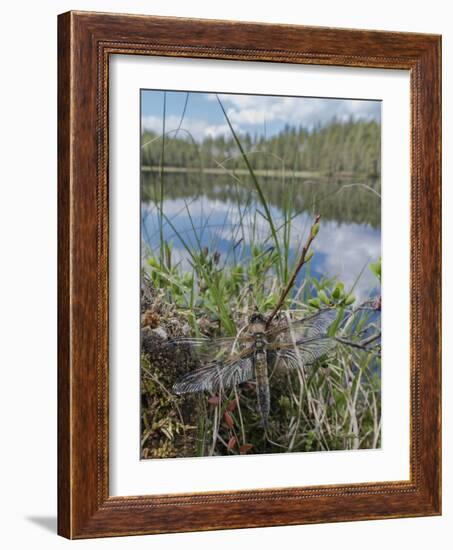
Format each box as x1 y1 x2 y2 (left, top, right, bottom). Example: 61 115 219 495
58 10 441 539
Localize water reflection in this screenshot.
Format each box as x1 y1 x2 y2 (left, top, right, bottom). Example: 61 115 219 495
141 174 381 300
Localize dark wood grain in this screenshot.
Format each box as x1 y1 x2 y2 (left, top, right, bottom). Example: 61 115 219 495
57 10 442 539
57 11 71 538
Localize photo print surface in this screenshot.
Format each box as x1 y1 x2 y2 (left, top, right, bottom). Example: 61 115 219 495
140 90 381 459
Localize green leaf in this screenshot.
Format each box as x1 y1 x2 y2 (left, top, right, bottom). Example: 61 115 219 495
370 257 382 282
318 290 330 305
332 282 344 300
305 250 314 263
327 307 343 337
308 298 321 308
311 223 320 237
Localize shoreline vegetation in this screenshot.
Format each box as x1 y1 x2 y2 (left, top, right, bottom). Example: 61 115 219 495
141 166 368 179
140 98 382 459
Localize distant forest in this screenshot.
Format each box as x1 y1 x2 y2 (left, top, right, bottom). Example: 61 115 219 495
141 119 381 176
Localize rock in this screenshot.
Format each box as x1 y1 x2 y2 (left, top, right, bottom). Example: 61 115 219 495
151 327 168 340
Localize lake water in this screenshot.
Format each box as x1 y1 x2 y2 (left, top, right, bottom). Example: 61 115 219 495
141 173 381 300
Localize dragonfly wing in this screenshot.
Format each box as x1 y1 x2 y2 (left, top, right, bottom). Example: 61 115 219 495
276 337 336 370
167 336 242 364
269 308 337 341
173 354 254 395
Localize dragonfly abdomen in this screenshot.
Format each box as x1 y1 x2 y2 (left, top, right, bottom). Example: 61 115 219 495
255 350 270 429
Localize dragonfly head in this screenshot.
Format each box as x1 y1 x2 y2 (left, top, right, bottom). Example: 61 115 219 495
249 312 267 336
249 312 266 324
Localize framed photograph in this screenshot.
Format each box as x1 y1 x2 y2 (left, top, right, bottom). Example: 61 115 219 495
58 11 441 538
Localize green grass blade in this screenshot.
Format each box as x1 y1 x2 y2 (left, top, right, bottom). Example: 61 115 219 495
216 95 282 276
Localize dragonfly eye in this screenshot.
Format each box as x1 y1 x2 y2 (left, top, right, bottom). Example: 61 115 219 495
249 312 266 324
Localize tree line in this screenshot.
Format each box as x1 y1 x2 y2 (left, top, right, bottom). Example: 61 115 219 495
141 118 381 177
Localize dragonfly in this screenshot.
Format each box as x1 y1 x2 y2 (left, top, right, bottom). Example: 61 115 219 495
172 308 337 429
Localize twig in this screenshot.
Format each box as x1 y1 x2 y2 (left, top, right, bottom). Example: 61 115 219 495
335 331 381 351
209 404 219 456
234 387 246 446
266 214 321 328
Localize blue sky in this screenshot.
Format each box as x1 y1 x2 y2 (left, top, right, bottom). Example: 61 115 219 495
141 90 381 141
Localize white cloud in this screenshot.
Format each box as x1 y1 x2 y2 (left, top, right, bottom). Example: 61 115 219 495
217 94 380 130
142 115 231 141
143 95 380 143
